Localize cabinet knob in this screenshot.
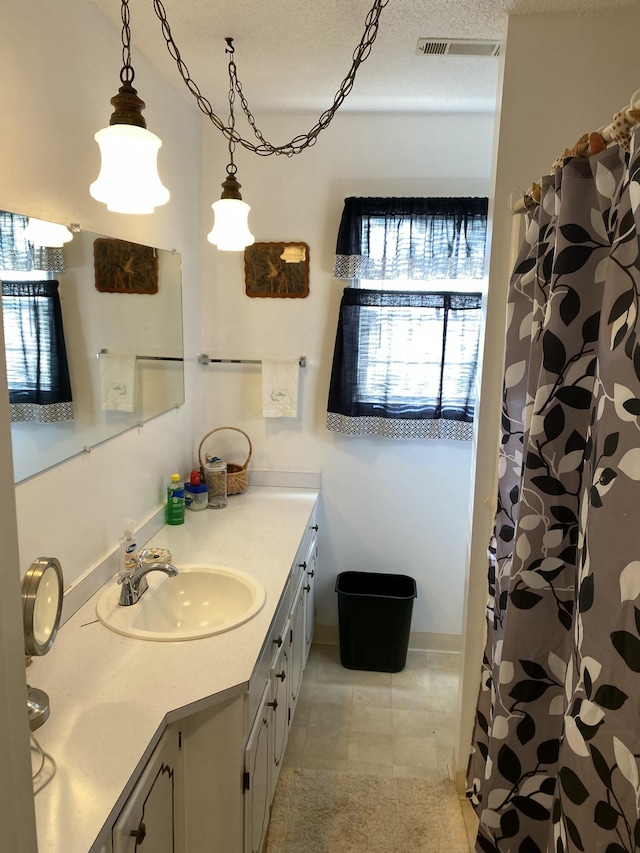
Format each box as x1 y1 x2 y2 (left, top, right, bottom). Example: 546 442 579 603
267 699 278 710
130 822 147 844
272 636 283 648
298 561 307 570
307 569 315 578
276 670 286 681
311 524 319 531
303 584 311 592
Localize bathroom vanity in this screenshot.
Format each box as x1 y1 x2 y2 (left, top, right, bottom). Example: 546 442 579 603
29 484 319 853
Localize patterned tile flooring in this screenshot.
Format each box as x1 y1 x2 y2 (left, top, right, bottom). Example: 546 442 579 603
285 643 461 780
282 643 477 849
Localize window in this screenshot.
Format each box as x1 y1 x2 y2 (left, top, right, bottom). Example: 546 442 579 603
0 212 73 423
327 197 487 440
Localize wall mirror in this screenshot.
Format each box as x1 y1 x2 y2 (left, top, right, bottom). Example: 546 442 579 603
0 211 184 482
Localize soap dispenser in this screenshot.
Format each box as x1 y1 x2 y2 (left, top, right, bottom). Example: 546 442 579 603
119 519 138 577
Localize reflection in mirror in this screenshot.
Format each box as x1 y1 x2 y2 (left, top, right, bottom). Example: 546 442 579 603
33 564 62 647
0 211 184 482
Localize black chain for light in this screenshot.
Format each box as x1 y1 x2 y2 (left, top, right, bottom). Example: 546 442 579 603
151 0 390 157
225 38 237 175
120 0 135 84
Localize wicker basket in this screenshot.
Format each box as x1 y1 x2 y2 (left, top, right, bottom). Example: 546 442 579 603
198 426 253 496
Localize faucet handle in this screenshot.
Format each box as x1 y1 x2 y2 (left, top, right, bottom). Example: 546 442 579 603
138 548 172 566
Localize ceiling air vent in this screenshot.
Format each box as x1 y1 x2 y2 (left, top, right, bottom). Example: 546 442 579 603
416 39 501 57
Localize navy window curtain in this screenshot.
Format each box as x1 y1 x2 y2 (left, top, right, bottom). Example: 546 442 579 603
0 212 73 423
327 197 487 440
327 288 482 439
2 281 73 423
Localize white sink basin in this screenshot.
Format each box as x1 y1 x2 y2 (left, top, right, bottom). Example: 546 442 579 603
96 565 266 641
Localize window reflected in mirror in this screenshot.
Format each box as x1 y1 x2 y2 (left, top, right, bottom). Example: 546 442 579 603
0 210 184 482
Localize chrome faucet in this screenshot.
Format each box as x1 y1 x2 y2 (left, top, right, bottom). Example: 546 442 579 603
117 549 178 606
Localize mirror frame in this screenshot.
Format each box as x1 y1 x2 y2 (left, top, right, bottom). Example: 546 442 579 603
22 556 64 657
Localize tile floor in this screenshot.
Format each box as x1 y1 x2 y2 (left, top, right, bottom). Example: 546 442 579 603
284 643 461 780
283 643 478 849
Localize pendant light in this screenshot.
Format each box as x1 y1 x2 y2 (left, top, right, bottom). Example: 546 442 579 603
207 39 254 251
91 0 388 242
90 0 169 214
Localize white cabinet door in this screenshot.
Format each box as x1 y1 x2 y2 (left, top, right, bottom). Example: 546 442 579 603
289 578 305 725
112 727 182 853
269 619 290 797
303 539 317 666
244 684 271 853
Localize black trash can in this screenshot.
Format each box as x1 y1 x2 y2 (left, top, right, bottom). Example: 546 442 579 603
335 571 417 673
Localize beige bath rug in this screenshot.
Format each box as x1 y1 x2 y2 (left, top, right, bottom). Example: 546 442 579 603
264 768 469 853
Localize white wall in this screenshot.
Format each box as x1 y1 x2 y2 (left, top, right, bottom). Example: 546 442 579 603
2 0 204 592
200 111 495 639
455 8 640 790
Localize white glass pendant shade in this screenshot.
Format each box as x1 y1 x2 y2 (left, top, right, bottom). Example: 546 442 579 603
207 198 255 251
90 124 170 214
24 218 73 248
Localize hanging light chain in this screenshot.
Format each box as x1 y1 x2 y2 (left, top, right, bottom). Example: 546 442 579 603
225 37 237 174
120 0 135 84
151 0 389 157
152 0 227 135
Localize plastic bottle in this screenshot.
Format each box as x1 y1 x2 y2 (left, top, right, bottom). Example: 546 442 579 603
166 473 185 525
184 469 208 511
204 457 228 509
118 518 138 577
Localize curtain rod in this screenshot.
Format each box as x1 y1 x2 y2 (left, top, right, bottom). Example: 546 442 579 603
199 354 307 368
511 88 640 215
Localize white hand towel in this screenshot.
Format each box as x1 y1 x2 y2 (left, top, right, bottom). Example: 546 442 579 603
262 358 299 418
100 353 136 412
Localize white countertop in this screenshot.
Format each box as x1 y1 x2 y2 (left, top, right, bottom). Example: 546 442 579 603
30 485 318 853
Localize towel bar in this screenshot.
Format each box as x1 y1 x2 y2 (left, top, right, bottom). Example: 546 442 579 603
96 348 183 362
199 354 307 368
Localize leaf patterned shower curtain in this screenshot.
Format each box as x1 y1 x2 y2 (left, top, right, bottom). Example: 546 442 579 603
467 126 640 852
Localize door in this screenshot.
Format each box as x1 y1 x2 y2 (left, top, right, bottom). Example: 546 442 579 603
289 578 305 725
303 540 317 665
112 726 183 853
0 313 38 852
269 621 290 796
244 684 271 853
112 726 184 853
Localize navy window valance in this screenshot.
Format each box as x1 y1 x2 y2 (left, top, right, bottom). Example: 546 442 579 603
333 196 488 281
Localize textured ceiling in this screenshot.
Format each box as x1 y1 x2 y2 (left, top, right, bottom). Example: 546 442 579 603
91 0 637 114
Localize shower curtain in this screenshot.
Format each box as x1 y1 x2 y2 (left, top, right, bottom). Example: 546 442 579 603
467 125 640 852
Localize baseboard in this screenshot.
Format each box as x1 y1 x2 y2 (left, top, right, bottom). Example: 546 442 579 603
455 767 468 795
248 470 321 489
314 624 462 654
